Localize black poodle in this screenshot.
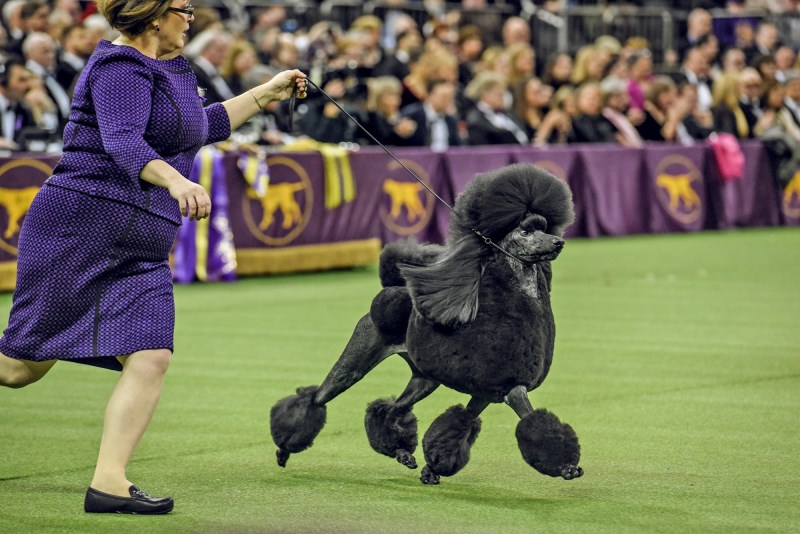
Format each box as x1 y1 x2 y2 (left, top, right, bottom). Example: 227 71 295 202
270 163 583 484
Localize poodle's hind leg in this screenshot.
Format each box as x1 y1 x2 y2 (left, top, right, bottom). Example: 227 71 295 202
419 397 490 485
270 313 401 467
364 372 440 469
506 385 583 480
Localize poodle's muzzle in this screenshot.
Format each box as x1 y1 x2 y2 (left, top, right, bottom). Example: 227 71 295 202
503 229 565 264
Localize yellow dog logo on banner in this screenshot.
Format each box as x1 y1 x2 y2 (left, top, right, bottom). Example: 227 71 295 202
0 159 53 255
380 160 434 235
654 155 703 224
782 171 800 218
243 156 313 246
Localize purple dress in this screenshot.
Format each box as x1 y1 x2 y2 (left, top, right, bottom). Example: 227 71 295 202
0 40 231 370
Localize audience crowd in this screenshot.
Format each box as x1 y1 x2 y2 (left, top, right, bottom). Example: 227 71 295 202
1 0 800 183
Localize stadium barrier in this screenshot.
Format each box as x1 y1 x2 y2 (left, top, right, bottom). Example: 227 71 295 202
0 141 797 288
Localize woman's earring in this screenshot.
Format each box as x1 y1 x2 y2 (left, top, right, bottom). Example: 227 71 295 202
156 25 160 32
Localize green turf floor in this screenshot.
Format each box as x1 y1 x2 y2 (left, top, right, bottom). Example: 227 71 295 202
1 228 798 533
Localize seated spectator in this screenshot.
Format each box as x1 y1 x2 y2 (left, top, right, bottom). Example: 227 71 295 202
569 82 618 144
600 77 643 147
507 43 536 89
375 27 422 80
711 72 757 138
0 59 36 151
534 85 575 146
784 70 800 126
23 32 70 135
739 67 763 119
513 76 553 139
720 47 747 74
294 71 360 144
755 81 800 187
359 76 417 146
464 72 528 145
220 39 259 96
774 46 797 82
56 23 92 95
542 52 573 92
398 79 461 151
676 82 714 143
187 30 235 105
626 49 654 112
570 45 610 86
400 49 458 109
637 76 689 142
454 25 483 87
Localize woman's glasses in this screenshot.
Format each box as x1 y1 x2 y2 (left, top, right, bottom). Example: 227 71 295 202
167 5 195 17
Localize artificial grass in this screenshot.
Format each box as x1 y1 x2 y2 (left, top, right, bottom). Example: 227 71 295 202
1 228 798 533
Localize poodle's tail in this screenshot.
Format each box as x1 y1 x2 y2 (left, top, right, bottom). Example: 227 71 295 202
379 238 444 288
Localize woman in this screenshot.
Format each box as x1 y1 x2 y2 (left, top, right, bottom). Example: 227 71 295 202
360 76 417 146
637 76 690 142
220 38 259 95
513 76 553 139
711 72 757 139
0 0 306 515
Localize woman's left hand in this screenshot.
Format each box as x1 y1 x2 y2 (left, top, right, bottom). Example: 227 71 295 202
264 69 308 102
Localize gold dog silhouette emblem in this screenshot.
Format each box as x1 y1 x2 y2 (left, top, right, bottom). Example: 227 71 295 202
384 179 426 222
247 182 305 230
656 173 700 211
784 171 800 208
0 186 40 239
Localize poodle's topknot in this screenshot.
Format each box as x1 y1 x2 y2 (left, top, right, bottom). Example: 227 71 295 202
449 164 575 242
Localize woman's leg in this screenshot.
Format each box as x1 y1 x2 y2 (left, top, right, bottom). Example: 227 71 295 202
89 349 172 496
0 353 56 388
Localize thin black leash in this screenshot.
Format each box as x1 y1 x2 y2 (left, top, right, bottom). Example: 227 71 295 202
288 80 527 264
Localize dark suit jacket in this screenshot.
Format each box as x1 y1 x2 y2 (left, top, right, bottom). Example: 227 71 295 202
398 102 461 148
55 56 83 96
2 104 39 149
569 114 619 144
711 105 757 139
190 60 231 105
464 107 528 146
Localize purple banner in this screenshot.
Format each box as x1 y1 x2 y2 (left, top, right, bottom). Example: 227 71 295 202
643 144 708 234
720 141 782 228
0 155 59 263
780 171 800 226
349 147 449 244
579 145 648 236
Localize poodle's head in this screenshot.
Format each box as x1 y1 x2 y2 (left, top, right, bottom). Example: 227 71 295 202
497 212 566 264
449 163 575 255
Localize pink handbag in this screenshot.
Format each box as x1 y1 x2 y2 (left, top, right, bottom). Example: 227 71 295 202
708 132 745 182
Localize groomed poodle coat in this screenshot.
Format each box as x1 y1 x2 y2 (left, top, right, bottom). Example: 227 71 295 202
270 164 583 484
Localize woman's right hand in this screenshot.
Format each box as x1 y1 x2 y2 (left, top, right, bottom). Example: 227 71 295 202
168 178 211 221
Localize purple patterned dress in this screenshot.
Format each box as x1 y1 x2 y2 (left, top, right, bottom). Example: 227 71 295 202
0 40 231 370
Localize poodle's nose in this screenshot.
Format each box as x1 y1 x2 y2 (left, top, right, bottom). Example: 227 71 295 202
552 237 564 250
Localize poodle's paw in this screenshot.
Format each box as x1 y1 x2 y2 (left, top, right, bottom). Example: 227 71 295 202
420 465 440 485
276 448 291 468
395 449 418 469
560 465 583 480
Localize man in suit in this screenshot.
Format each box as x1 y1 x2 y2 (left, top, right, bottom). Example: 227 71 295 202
464 72 528 146
5 0 50 59
56 23 92 95
23 32 70 135
398 79 461 151
188 30 235 105
0 59 36 151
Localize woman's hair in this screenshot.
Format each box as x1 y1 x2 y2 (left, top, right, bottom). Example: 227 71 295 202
220 39 256 79
464 71 505 101
95 0 170 37
511 75 544 118
645 76 677 108
712 72 742 109
366 76 402 111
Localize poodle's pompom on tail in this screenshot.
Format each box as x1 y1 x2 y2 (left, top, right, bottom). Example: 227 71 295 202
516 409 583 480
365 398 419 468
270 386 327 467
450 164 575 243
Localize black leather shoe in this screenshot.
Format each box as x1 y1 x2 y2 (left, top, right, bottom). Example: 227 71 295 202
84 485 174 514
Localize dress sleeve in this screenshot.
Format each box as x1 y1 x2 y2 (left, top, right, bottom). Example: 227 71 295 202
204 103 231 144
90 56 162 182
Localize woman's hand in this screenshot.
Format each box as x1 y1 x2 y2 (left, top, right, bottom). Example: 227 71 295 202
259 69 308 104
168 178 211 221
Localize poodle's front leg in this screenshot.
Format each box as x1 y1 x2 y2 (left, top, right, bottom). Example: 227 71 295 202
420 397 490 485
505 385 583 480
270 314 400 467
365 373 440 469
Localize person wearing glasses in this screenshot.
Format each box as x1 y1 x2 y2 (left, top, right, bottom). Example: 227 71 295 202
0 0 307 515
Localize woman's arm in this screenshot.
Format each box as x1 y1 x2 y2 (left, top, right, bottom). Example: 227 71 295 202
139 159 210 221
222 69 307 131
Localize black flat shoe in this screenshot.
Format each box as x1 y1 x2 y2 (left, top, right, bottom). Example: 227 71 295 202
84 485 174 515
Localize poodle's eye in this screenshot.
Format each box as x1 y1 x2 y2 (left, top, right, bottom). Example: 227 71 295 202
520 230 529 237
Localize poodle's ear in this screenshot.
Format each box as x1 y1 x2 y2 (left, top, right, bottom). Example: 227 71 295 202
399 238 485 327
